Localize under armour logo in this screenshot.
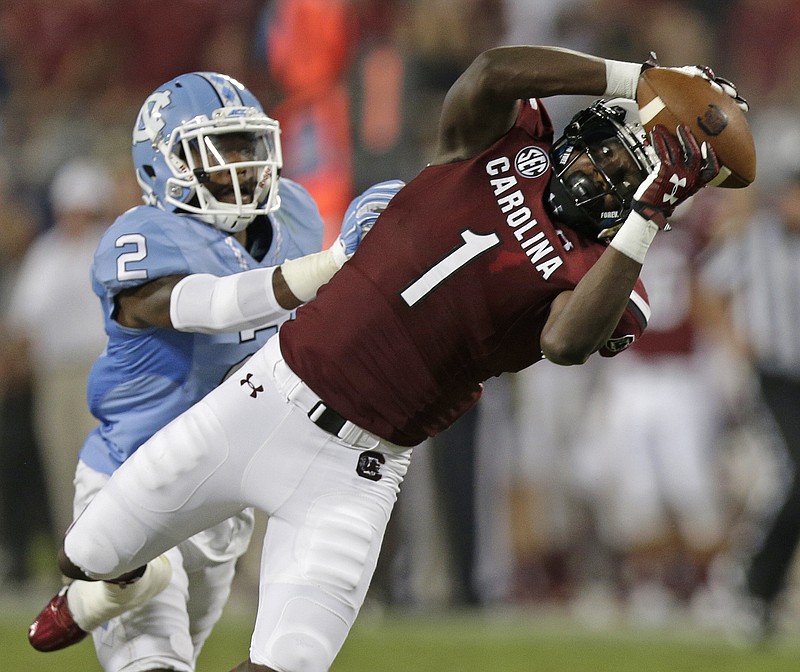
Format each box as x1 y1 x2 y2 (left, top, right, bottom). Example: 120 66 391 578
356 451 385 481
663 174 687 206
240 372 264 398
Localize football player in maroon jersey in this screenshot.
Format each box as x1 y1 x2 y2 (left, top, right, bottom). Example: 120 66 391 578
47 46 744 672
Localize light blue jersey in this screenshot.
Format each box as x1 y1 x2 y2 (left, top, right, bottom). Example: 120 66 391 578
80 179 323 475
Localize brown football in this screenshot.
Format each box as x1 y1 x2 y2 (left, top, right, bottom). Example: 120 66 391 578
636 67 756 188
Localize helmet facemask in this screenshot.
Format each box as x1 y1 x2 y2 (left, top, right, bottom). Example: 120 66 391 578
164 107 282 233
547 99 658 240
132 72 283 234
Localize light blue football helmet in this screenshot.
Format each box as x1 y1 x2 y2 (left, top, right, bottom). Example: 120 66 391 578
132 72 282 233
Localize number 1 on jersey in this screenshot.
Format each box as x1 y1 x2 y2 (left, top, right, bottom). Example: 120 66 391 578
400 230 500 306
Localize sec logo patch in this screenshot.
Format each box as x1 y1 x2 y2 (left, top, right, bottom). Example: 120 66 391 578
514 146 550 179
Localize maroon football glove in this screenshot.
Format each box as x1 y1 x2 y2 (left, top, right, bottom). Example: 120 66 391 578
631 124 720 230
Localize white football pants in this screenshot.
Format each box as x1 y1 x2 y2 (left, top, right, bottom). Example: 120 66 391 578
65 333 412 672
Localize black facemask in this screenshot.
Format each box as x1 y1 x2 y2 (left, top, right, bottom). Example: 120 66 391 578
547 100 656 240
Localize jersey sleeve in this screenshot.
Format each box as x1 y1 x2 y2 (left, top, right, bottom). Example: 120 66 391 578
599 280 650 357
92 207 192 297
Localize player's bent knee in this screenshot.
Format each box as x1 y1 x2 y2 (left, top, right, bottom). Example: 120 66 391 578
256 596 344 672
63 493 162 579
57 546 88 581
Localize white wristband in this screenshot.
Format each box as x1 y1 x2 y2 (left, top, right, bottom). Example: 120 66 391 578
609 211 659 264
604 59 642 100
280 239 348 302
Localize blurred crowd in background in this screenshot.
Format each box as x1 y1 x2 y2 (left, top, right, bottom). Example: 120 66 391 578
2 0 800 645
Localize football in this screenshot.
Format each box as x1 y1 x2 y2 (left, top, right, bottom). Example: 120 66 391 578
636 67 756 188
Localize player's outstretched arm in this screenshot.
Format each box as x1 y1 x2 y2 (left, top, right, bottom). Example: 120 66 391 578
433 45 749 168
117 181 404 334
434 45 638 164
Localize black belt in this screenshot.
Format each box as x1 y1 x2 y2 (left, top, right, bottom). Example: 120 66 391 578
307 400 348 437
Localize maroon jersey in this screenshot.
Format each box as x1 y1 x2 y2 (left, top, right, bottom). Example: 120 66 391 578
281 100 649 446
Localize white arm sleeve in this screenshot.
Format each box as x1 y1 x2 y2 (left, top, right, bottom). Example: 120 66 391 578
169 267 285 334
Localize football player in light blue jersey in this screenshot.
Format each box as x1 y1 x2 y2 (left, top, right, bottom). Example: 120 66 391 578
28 70 402 672
82 176 323 476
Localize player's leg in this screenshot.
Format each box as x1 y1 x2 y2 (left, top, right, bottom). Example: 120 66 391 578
186 334 412 671
183 556 237 660
242 421 411 672
659 363 726 554
69 525 247 671
34 439 254 663
29 461 174 652
59 356 296 582
584 362 670 612
180 511 255 661
745 373 800 621
55 348 298 607
89 545 196 672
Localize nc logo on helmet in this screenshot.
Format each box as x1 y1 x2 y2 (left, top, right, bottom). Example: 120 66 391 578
515 146 550 179
133 90 172 145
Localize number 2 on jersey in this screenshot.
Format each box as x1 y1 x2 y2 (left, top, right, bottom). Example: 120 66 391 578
116 233 148 281
400 230 500 306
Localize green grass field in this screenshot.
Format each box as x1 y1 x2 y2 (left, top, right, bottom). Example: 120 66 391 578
4 602 800 672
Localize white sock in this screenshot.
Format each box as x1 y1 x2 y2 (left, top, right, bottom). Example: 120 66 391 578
67 555 172 631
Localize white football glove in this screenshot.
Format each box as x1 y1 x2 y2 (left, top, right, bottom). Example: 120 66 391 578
643 53 749 113
671 64 749 112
